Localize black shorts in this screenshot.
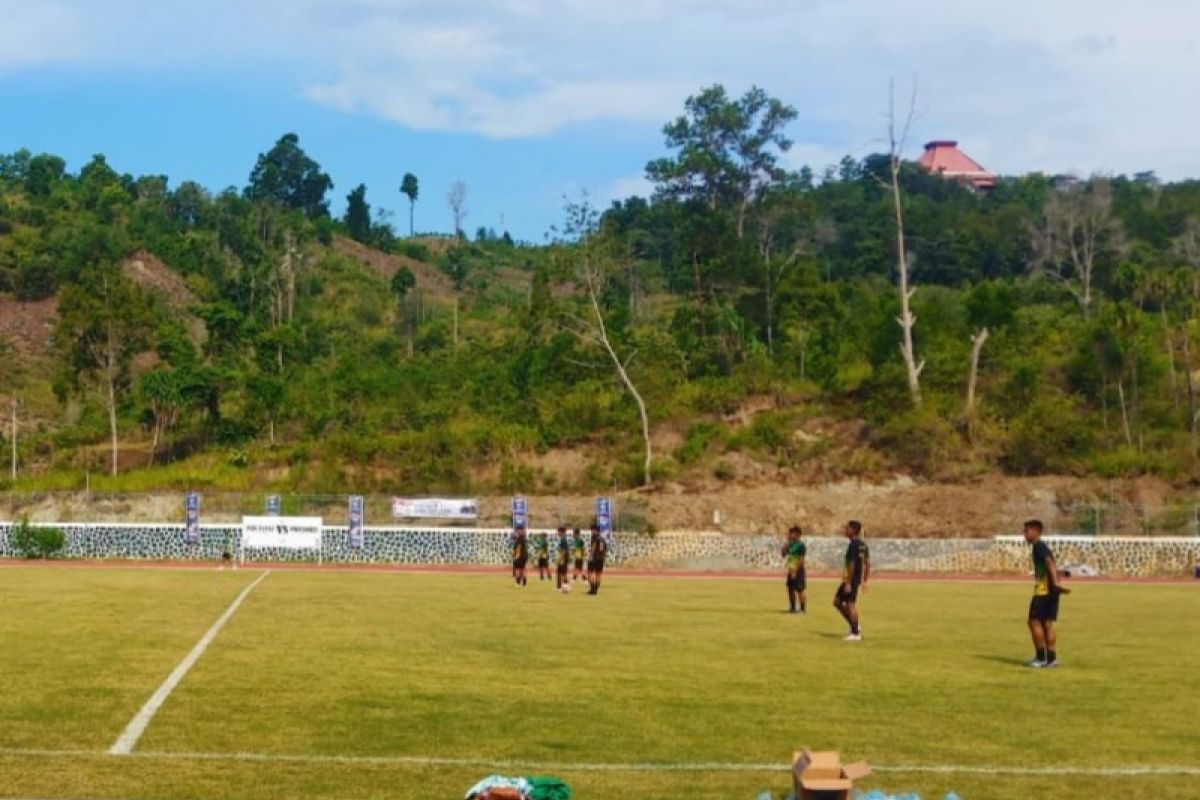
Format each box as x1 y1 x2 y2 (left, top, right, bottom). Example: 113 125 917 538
574 558 584 570
835 583 860 604
589 559 605 575
513 557 528 570
538 556 549 569
786 571 806 591
1029 594 1060 621
557 561 568 574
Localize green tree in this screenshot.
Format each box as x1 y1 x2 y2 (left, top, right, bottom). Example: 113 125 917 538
344 183 371 243
247 374 286 446
24 154 66 197
400 172 419 236
55 268 158 475
245 133 333 219
646 84 797 239
139 368 185 464
391 266 416 299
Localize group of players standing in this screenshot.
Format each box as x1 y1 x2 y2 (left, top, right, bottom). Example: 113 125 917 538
781 518 1069 665
781 520 871 641
509 525 609 595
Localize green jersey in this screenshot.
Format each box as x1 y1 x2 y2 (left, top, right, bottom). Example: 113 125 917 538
786 540 806 574
1032 540 1054 596
571 535 585 559
534 535 549 557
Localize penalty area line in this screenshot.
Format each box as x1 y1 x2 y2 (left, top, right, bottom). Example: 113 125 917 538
107 571 270 756
5 747 1199 777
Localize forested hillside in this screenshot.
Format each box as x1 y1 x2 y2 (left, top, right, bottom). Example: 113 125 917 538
2 84 1199 498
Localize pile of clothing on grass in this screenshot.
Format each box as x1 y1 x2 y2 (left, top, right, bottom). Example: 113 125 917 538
758 792 962 800
465 774 571 800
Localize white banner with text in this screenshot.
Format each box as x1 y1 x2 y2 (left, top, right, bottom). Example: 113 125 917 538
391 498 478 520
241 516 323 549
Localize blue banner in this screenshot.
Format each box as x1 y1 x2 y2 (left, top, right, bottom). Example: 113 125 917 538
595 496 612 535
348 495 364 548
266 494 281 516
511 496 528 528
185 492 200 544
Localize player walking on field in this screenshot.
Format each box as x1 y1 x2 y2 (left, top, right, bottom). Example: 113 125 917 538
555 527 570 589
510 525 529 587
1024 519 1069 668
833 520 869 640
571 528 587 583
534 530 551 582
782 525 807 614
587 525 608 595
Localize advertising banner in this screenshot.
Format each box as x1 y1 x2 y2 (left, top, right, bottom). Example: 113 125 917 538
348 495 364 548
595 496 612 535
241 516 323 549
511 496 528 529
185 492 200 544
391 497 479 520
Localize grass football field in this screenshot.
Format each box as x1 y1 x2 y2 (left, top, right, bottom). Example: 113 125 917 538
0 566 1197 799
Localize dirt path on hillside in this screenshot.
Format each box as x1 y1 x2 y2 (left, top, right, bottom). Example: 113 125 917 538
5 475 1190 538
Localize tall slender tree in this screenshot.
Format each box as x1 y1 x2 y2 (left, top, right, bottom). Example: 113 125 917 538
344 184 371 243
400 172 419 236
55 268 157 475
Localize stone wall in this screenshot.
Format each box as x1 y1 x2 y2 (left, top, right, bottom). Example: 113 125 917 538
0 523 1197 577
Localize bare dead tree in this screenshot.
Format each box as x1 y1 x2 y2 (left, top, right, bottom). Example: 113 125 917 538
965 327 989 415
559 199 654 486
1029 178 1121 316
267 233 305 370
447 180 469 237
8 395 17 481
885 79 925 406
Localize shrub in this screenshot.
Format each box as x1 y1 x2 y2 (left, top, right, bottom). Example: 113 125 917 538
873 406 960 475
396 241 431 262
678 422 721 465
1002 394 1094 474
713 460 736 481
10 517 66 559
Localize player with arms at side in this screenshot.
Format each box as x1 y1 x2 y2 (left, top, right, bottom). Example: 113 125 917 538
1024 519 1069 668
587 525 608 595
534 530 551 582
571 528 586 584
510 525 529 587
781 525 807 614
555 526 570 591
833 520 869 641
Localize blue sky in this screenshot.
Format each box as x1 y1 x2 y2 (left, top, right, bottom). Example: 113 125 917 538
1 1 1197 241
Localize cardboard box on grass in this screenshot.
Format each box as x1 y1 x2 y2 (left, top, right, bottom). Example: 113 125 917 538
792 749 871 800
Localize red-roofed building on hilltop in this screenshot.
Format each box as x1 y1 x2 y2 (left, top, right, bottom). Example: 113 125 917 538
917 140 995 191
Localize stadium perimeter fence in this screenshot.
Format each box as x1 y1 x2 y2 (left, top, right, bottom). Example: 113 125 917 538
1 490 1197 537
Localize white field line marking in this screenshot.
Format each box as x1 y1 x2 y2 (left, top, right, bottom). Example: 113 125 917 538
108 571 270 756
5 746 1200 777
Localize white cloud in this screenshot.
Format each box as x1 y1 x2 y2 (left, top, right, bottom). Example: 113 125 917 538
0 1 83 70
2 0 1199 177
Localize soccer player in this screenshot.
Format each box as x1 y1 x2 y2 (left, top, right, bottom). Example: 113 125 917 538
782 525 807 614
571 528 587 583
1024 519 1070 668
587 525 608 595
510 525 529 587
833 520 869 641
555 526 570 589
534 530 551 581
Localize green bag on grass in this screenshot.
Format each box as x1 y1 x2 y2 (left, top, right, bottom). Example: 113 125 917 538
525 775 572 800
